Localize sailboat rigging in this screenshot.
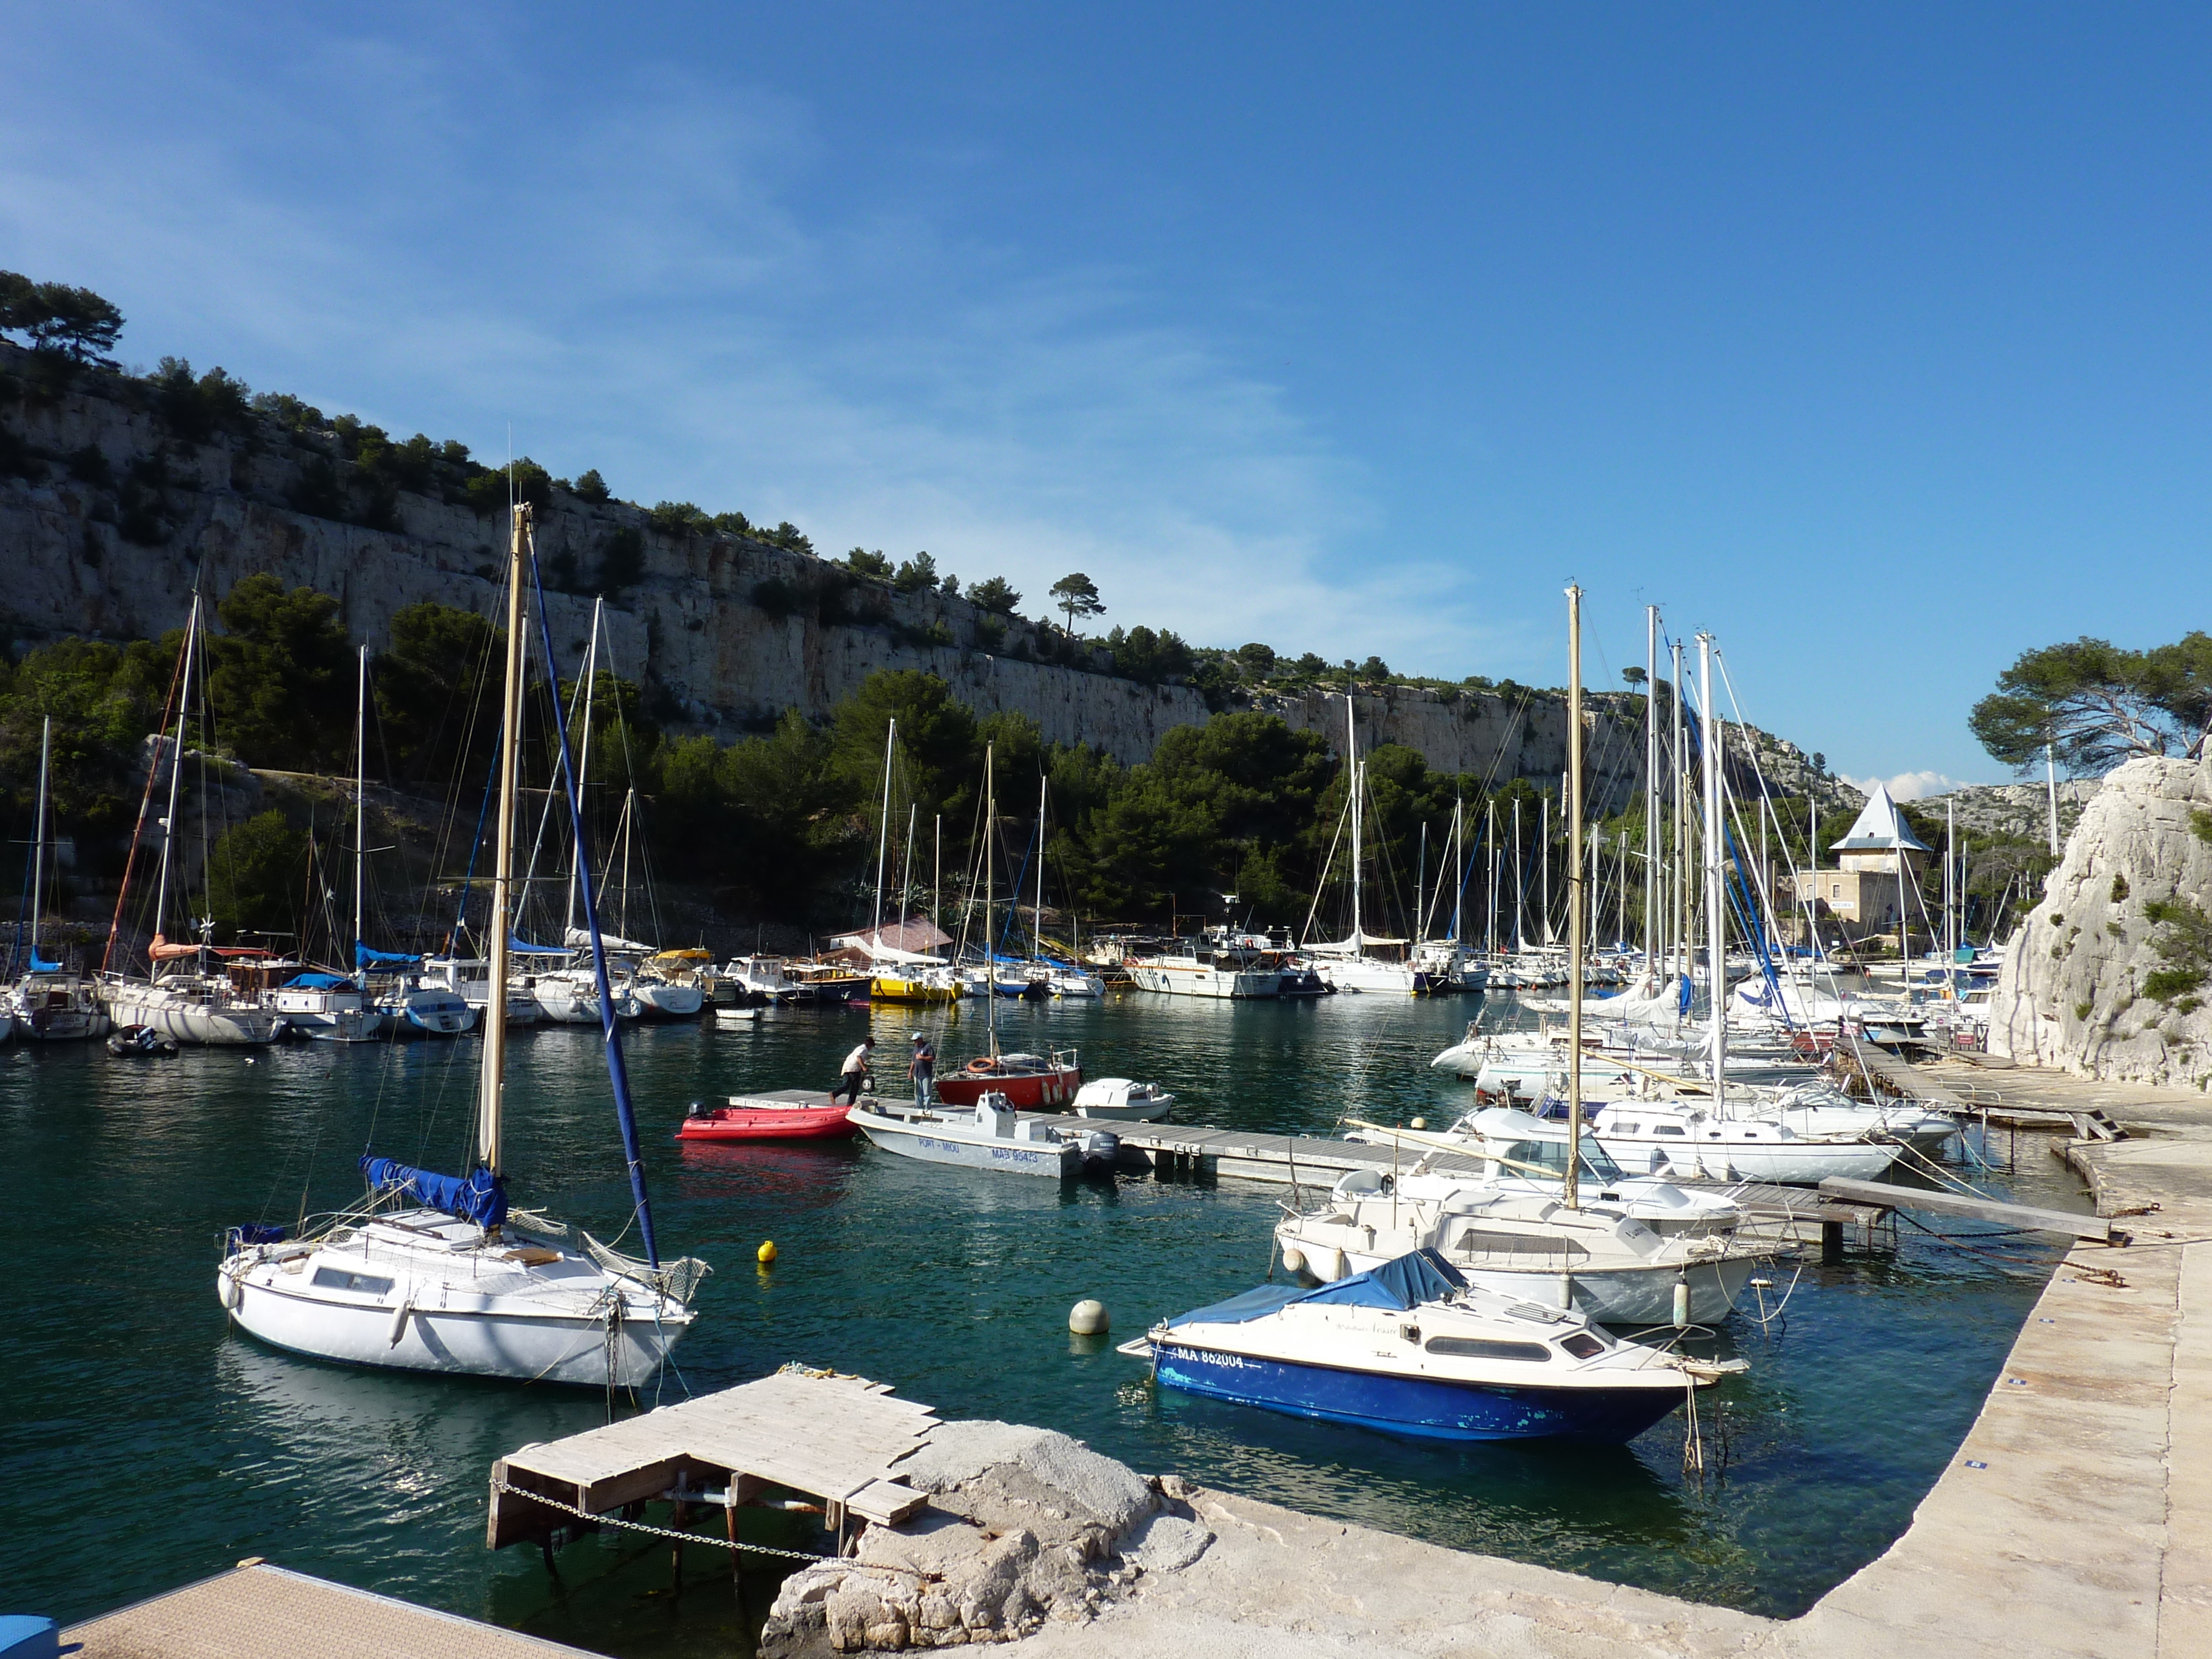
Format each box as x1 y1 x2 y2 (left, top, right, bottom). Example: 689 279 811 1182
216 505 705 1386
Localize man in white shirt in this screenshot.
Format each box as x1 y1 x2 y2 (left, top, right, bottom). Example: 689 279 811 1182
833 1036 874 1104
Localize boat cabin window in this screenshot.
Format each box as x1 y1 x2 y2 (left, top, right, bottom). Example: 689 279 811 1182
1453 1229 1588 1261
1426 1336 1552 1362
310 1267 395 1296
1557 1332 1608 1359
1652 1126 1687 1138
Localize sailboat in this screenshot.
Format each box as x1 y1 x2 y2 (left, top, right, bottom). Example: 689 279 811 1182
1302 696 1428 994
216 505 706 1386
852 746 1118 1175
98 595 283 1047
4 716 113 1041
860 720 960 1004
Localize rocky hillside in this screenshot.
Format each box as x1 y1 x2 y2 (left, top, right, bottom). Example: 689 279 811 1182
1920 779 2100 845
1986 754 2212 1087
2 343 1837 803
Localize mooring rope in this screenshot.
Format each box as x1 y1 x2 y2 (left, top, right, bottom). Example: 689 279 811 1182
489 1476 927 1578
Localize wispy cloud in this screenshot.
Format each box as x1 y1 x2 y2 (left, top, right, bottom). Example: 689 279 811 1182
0 6 1487 667
1839 769 1974 802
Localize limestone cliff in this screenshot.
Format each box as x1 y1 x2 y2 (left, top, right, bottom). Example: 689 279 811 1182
1987 754 2212 1087
1 345 1835 802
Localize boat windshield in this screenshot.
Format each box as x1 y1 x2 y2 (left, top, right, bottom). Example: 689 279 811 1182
1496 1136 1627 1184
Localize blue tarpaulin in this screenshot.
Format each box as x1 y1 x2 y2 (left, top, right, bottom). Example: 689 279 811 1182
355 942 422 968
1298 1248 1467 1311
285 971 355 989
1167 1249 1469 1329
27 951 61 972
509 934 569 954
360 1156 508 1228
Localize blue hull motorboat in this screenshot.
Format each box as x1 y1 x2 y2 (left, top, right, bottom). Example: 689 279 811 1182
1138 1249 1728 1444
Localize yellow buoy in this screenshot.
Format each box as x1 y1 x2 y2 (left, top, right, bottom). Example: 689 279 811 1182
1068 1299 1109 1335
757 1240 779 1265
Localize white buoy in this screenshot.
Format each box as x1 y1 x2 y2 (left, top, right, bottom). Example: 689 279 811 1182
1280 1245 1307 1276
1410 1116 1427 1131
1672 1277 1691 1327
1068 1299 1109 1335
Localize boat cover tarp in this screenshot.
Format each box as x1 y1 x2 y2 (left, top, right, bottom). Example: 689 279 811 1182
355 942 421 968
1165 1284 1304 1329
26 951 61 972
285 972 355 989
1167 1248 1468 1329
360 1156 508 1228
509 934 569 954
1297 1247 1467 1311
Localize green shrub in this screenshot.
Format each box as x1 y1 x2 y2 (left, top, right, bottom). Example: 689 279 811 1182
572 468 610 503
2073 1000 2093 1021
752 577 798 620
649 500 709 537
207 809 307 941
600 527 645 594
845 547 893 580
2111 873 2131 902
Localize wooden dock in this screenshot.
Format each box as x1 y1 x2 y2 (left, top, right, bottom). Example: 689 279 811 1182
65 1562 598 1658
488 1367 936 1555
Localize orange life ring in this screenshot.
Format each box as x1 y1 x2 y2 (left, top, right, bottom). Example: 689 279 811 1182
967 1057 1000 1074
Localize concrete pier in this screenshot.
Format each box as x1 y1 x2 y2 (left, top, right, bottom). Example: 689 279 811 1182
1012 1059 2212 1659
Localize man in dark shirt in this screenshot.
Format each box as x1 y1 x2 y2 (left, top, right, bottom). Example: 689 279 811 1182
908 1031 936 1106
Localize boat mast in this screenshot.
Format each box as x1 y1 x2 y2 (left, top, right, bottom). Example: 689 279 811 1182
1671 638 1686 994
1699 632 1726 1109
1644 606 1658 979
1566 585 1585 1209
1486 801 1498 957
1540 792 1551 947
2045 741 2060 856
354 646 367 971
1513 797 1524 953
1346 694 1362 951
564 597 604 939
152 594 202 960
985 743 997 1058
479 508 529 1180
1035 773 1048 965
1415 822 1427 943
872 720 896 948
27 715 50 969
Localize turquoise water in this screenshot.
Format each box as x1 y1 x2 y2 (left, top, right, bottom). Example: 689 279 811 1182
0 995 2078 1647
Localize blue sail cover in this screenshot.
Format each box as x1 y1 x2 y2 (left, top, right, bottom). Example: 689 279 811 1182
509 934 569 954
27 952 61 972
355 942 423 968
360 1156 508 1228
286 971 355 989
1167 1249 1469 1329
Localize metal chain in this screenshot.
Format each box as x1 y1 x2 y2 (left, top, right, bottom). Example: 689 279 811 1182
489 1477 923 1577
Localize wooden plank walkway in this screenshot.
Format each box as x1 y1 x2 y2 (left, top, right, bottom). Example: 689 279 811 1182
67 1563 599 1658
489 1369 936 1551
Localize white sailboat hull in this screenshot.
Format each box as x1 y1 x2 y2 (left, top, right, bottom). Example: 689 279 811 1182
221 1268 684 1388
1595 1128 1899 1185
633 981 704 1019
1312 957 1421 995
102 984 279 1045
1126 962 1280 998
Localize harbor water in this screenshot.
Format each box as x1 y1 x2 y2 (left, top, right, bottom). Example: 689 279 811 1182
0 993 2080 1651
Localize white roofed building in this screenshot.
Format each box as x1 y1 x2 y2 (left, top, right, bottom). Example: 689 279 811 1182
1786 783 1929 940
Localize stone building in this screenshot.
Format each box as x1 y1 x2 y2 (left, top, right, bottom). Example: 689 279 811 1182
1788 783 1929 940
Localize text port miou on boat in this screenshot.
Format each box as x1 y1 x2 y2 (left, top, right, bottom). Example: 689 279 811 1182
216 505 707 1386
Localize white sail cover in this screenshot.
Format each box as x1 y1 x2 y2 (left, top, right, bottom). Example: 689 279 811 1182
565 926 655 953
1305 931 1409 956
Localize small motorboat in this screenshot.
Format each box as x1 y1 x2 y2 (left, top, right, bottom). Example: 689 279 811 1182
932 1048 1083 1109
678 1090 856 1141
107 1023 181 1057
851 1090 1119 1177
1133 1248 1736 1443
1071 1078 1175 1122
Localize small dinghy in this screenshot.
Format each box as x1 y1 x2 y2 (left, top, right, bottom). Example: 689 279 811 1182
679 1091 856 1142
1132 1248 1735 1443
1071 1078 1175 1122
107 1023 180 1057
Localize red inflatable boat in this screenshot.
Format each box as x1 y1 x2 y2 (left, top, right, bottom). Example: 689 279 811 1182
677 1092 857 1141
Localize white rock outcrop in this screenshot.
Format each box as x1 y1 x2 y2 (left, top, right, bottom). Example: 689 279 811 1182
1988 754 2212 1087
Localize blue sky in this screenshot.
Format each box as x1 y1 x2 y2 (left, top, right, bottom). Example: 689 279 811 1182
5 4 2208 793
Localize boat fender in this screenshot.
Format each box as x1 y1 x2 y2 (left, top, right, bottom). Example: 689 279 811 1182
1672 1277 1691 1328
223 1268 244 1312
388 1299 412 1347
1279 1245 1307 1276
